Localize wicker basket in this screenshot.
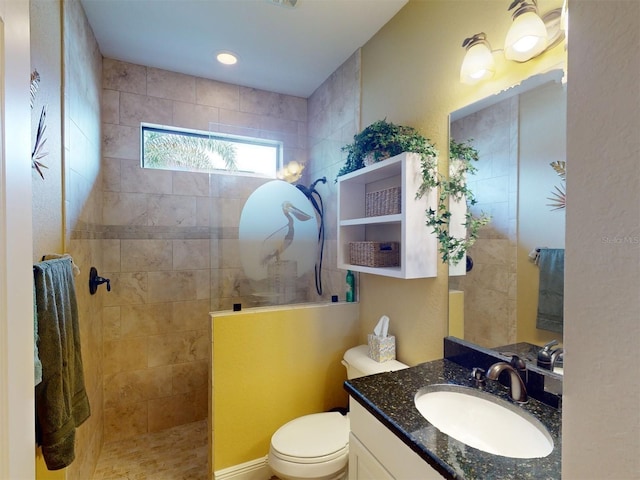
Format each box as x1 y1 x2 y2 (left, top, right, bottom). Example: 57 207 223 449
365 186 401 217
349 242 400 267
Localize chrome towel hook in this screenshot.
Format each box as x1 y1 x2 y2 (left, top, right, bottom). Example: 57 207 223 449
89 267 111 295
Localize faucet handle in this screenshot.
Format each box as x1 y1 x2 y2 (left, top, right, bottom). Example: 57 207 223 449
471 367 486 386
510 354 526 371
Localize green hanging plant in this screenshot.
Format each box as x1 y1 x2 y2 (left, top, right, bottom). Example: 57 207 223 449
417 138 491 266
336 119 438 180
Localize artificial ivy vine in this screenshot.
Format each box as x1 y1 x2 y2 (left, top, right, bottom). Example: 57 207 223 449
417 138 490 266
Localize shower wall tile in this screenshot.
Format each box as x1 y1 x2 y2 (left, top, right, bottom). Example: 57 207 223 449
148 194 197 227
147 67 196 103
196 270 210 300
171 360 208 394
171 299 210 332
219 239 240 269
103 58 147 95
148 391 198 432
148 270 197 303
104 401 148 442
104 337 148 375
195 77 239 110
209 238 220 269
173 171 209 197
121 160 173 194
103 366 173 408
102 239 121 272
102 89 119 124
119 91 173 127
147 329 208 367
173 239 210 270
219 107 266 132
214 197 242 228
172 101 220 131
103 192 148 226
102 157 121 192
121 239 173 272
120 303 174 337
102 272 148 306
196 197 210 227
103 123 139 160
239 87 306 122
103 306 122 341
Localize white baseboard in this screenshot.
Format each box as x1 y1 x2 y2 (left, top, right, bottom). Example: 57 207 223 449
214 456 272 480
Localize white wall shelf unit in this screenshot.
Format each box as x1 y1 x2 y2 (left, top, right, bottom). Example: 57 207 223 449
337 152 437 279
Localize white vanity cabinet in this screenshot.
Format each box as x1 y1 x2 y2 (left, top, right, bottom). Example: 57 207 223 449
348 399 443 480
337 152 438 279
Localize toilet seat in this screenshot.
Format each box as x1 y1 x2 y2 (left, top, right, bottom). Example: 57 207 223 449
270 412 350 464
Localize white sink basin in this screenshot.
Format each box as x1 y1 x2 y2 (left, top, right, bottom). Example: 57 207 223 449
414 385 554 458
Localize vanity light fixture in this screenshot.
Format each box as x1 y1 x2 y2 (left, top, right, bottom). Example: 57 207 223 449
504 0 548 62
460 33 496 85
216 51 238 65
460 0 565 85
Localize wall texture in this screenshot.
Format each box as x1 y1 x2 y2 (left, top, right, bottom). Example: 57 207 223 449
563 1 640 477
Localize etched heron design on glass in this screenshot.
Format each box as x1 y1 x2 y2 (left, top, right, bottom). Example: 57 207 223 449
260 201 313 266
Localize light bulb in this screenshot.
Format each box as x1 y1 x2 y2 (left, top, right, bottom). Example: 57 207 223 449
505 10 548 62
460 35 495 85
216 52 238 65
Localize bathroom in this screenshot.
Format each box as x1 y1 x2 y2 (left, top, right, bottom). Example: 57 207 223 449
1 1 638 479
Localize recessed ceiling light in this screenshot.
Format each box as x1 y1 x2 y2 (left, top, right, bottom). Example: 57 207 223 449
217 52 238 65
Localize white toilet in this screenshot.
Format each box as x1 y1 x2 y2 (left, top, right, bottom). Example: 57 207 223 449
268 345 408 480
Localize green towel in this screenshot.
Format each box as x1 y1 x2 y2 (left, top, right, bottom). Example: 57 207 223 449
34 279 43 386
34 257 90 470
536 248 565 334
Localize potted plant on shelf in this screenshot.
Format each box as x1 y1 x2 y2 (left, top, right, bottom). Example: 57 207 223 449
336 119 438 180
417 138 491 266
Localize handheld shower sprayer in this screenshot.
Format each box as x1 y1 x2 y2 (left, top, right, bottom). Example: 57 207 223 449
296 177 327 296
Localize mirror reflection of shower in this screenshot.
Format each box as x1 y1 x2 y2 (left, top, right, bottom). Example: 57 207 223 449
239 175 325 305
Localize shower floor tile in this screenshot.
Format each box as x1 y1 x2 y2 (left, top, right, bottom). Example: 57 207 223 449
92 420 208 480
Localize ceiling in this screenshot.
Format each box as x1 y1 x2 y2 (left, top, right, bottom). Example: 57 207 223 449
80 0 408 98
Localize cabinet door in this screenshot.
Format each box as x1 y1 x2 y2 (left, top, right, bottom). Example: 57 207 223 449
349 433 394 480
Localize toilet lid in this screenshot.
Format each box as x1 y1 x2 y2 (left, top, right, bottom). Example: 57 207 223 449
271 412 349 462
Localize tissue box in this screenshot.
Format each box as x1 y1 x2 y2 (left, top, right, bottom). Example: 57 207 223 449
367 334 396 362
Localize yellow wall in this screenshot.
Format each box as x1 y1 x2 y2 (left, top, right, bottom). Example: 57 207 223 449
448 290 464 338
211 303 360 472
358 0 566 364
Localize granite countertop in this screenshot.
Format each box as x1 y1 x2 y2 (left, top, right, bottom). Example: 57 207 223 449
344 359 561 479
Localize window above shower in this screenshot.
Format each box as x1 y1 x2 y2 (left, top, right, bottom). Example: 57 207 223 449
141 123 283 177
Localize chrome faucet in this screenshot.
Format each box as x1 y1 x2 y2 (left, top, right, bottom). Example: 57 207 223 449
486 362 528 403
550 348 564 369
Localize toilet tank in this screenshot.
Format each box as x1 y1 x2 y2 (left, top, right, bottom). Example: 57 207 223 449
342 345 409 379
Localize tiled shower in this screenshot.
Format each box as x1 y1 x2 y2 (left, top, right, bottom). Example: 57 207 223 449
95 52 359 469
34 1 360 474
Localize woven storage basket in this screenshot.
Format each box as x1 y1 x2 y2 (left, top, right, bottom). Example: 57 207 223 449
349 242 400 267
365 186 401 217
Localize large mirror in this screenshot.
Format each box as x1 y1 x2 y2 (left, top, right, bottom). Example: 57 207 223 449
448 70 566 368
